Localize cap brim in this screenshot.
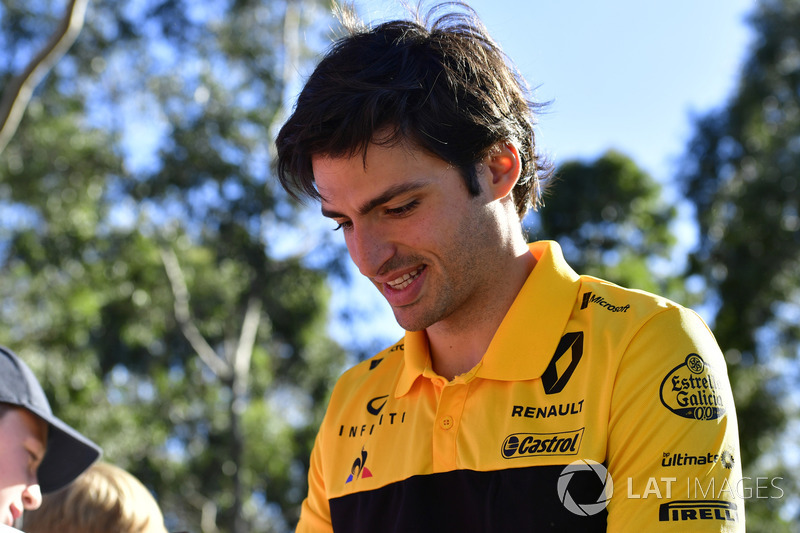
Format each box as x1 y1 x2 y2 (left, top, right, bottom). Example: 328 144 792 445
27 407 102 493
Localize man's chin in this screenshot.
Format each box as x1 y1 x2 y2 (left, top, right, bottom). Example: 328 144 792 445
392 308 436 333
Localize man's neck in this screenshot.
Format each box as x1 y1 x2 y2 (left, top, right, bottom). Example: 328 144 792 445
426 246 537 380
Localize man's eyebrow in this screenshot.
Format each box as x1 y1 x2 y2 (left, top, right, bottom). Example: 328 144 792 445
321 180 430 219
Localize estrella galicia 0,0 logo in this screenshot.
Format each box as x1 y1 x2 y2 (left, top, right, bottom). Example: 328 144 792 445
660 354 726 421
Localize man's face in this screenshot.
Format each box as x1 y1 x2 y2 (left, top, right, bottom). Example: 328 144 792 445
314 140 504 332
0 407 47 527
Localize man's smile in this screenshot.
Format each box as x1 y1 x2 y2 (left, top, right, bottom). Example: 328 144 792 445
386 266 426 290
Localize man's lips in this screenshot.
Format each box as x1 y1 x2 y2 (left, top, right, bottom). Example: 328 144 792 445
378 265 427 308
385 266 425 290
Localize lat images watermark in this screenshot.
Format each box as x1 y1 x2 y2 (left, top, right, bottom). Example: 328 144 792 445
557 459 613 516
557 461 784 517
625 476 784 500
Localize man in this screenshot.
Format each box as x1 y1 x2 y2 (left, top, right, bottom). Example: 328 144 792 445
276 3 744 531
0 346 101 531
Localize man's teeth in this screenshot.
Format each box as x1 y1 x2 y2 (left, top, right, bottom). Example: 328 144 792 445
387 267 422 290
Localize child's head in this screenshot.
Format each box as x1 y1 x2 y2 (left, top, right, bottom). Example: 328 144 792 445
22 462 168 533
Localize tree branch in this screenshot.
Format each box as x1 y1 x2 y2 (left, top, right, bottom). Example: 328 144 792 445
231 297 263 389
159 247 231 379
266 0 301 159
182 488 220 533
0 0 90 154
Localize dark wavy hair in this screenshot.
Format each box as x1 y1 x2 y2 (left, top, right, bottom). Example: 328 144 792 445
275 2 552 219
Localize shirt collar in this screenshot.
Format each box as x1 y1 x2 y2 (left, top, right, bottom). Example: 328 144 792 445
395 329 431 397
395 241 581 396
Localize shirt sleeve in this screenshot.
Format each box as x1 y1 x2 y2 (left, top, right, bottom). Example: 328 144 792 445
606 305 744 531
296 430 334 533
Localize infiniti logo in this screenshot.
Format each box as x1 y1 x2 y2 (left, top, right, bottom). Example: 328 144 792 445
367 395 389 415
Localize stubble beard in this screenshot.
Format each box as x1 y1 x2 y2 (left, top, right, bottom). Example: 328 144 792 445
390 205 497 333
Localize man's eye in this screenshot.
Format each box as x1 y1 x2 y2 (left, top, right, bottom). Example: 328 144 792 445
386 200 419 216
332 220 353 231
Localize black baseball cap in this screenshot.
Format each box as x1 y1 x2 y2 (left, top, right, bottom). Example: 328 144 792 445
0 346 102 493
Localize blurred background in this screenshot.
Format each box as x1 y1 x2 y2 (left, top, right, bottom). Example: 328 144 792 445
1 0 797 531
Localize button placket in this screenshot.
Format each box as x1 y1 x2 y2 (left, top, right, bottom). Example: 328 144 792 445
431 381 470 472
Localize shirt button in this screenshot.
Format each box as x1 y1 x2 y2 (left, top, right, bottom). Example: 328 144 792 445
439 416 454 430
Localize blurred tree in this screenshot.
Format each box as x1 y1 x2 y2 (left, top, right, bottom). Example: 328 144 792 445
528 150 680 298
680 0 800 529
0 1 346 532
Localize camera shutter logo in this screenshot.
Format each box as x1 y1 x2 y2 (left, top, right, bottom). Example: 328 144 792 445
557 459 613 516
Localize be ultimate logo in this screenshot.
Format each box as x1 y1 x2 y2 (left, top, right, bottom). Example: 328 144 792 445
580 292 630 313
662 450 735 469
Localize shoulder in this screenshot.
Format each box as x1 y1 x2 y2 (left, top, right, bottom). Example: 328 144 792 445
326 338 406 406
338 337 405 382
583 278 733 414
577 275 678 316
575 275 713 337
574 276 723 367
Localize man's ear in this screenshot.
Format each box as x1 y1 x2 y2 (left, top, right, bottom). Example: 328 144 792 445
484 142 521 201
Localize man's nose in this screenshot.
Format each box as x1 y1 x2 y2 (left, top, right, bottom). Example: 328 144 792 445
22 483 43 511
347 221 395 278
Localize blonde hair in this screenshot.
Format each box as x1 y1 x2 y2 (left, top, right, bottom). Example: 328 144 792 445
22 461 168 533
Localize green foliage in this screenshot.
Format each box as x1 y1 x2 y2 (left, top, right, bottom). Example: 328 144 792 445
0 1 344 532
4 0 796 530
680 0 800 528
529 150 679 296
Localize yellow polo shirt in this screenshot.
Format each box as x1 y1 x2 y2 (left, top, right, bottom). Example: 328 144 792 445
297 241 743 532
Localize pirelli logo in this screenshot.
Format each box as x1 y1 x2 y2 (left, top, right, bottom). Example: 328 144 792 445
658 500 738 523
501 428 584 459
